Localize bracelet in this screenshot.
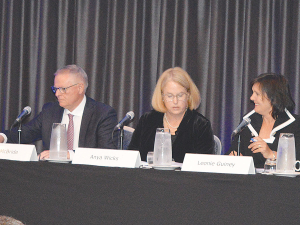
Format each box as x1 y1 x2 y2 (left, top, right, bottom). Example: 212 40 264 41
272 151 276 159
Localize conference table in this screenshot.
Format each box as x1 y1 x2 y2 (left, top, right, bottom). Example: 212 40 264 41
0 159 299 225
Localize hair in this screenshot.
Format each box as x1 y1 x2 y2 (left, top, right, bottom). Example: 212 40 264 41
0 216 24 225
54 65 89 91
251 73 295 119
152 67 201 112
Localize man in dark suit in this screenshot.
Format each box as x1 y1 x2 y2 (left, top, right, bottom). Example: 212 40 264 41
0 65 118 159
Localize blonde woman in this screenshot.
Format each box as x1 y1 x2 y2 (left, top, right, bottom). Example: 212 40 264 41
128 67 214 162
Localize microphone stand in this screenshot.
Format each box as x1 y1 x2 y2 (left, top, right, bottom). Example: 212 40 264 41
119 126 124 150
237 135 241 156
18 123 22 144
231 134 241 156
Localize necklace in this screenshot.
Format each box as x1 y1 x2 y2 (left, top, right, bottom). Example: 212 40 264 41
164 114 179 129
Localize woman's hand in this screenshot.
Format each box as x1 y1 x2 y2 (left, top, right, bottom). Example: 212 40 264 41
228 151 243 156
248 137 275 159
0 135 4 143
38 150 50 160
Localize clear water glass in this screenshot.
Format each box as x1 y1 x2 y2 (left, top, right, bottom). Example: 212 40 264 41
147 151 154 165
276 133 296 173
49 123 68 160
153 128 172 166
264 158 276 174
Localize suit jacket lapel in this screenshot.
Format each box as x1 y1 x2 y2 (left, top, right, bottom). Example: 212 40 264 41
271 110 295 136
273 113 289 128
54 106 64 123
79 97 94 147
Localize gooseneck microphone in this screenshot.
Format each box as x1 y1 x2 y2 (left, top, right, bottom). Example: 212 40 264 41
114 111 135 130
231 118 251 139
12 106 32 127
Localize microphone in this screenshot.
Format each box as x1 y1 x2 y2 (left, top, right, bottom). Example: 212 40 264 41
12 106 32 127
114 111 134 130
231 118 251 139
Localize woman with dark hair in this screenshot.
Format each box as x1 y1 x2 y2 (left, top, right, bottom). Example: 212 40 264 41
228 73 300 168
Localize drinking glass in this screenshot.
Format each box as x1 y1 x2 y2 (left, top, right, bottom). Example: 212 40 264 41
276 133 297 173
49 123 68 160
147 151 154 165
153 128 172 166
264 158 276 174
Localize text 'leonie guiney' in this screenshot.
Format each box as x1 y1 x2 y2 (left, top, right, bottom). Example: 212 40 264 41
198 161 235 168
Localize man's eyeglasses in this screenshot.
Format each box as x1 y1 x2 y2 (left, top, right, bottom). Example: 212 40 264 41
163 92 188 102
51 83 78 94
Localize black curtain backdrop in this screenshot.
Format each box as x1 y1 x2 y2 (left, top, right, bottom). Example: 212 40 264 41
1 0 300 153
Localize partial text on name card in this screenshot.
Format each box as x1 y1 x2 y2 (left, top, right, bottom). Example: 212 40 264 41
181 154 255 175
72 148 141 168
0 143 38 161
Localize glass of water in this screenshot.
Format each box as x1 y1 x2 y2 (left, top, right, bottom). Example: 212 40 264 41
264 158 276 174
49 123 68 160
153 128 172 166
147 151 154 165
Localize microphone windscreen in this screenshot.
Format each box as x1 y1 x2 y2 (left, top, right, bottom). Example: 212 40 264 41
24 106 32 114
127 111 134 119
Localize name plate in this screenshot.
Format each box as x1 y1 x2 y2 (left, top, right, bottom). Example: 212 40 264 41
181 154 255 175
72 148 141 168
0 143 38 161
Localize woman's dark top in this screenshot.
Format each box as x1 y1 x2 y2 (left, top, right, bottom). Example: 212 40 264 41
128 109 214 162
228 109 300 168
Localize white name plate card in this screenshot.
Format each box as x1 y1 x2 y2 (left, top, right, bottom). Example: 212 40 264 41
72 148 141 168
0 143 38 161
181 154 255 175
